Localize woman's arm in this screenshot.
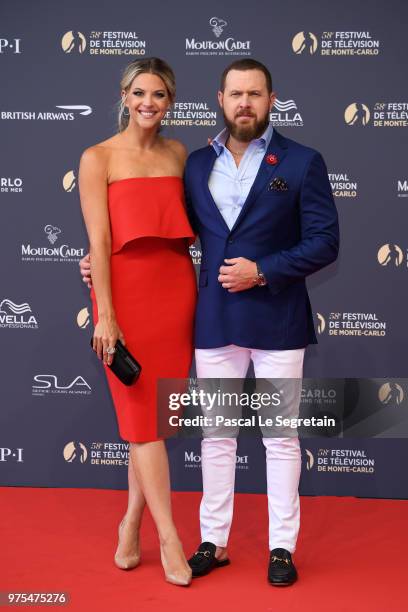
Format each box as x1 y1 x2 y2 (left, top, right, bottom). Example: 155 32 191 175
79 146 124 365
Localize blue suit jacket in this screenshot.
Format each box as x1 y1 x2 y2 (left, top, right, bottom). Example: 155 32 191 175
184 129 339 350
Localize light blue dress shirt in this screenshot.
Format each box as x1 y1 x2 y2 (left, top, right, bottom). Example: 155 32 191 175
208 122 274 230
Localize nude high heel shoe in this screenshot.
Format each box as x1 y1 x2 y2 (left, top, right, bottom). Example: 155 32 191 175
114 519 141 570
160 540 192 586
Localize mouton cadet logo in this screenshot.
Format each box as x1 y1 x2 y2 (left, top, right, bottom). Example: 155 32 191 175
185 17 251 56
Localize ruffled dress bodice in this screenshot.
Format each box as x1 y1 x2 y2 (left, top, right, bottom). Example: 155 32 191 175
108 176 195 254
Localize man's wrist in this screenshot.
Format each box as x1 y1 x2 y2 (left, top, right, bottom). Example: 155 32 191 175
254 262 267 286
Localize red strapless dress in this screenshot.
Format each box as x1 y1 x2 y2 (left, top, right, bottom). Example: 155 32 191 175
90 176 197 442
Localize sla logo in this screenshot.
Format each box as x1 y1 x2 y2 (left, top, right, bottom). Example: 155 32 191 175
316 313 326 334
61 31 87 53
21 225 85 263
270 99 303 127
210 17 227 38
378 382 404 405
63 441 88 463
0 38 21 54
45 224 61 245
377 243 404 267
32 375 92 396
0 447 24 462
0 299 38 329
77 307 90 329
305 449 314 470
63 170 76 192
344 103 370 126
292 32 318 55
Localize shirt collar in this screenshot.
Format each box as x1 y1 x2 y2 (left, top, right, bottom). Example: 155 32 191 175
212 122 274 157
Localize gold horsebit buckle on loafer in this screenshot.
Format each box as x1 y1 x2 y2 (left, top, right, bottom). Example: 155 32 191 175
270 555 291 564
194 550 211 557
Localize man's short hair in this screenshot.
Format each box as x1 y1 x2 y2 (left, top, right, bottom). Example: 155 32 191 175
220 59 273 93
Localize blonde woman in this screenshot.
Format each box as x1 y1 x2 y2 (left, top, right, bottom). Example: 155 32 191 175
79 58 196 586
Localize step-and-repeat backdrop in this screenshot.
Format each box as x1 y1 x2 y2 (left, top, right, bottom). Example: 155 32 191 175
1 0 407 498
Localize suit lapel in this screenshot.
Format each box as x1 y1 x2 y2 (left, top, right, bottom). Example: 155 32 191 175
230 129 288 233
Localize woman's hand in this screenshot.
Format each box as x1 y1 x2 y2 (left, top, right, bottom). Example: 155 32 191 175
79 253 92 288
92 315 126 366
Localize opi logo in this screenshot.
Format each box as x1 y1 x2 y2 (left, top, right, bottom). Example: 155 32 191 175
0 38 21 54
0 448 24 462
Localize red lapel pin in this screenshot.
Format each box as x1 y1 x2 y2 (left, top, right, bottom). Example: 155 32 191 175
266 153 278 165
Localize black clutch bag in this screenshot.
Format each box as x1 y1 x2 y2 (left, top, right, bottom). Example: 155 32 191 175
90 337 142 386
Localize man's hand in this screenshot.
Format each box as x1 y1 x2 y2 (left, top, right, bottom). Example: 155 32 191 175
218 257 258 293
79 253 92 288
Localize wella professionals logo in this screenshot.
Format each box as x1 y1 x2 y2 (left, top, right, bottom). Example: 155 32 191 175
292 32 318 55
270 99 303 127
344 103 370 126
21 225 85 263
377 244 404 267
63 170 76 192
0 299 38 329
61 31 87 53
185 17 251 56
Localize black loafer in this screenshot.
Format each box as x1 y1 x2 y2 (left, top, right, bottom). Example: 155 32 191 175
268 548 297 586
188 542 231 577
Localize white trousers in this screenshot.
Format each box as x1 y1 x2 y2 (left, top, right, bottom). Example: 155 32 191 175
195 344 305 552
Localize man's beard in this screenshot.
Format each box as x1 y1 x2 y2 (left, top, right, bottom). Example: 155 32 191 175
224 110 270 142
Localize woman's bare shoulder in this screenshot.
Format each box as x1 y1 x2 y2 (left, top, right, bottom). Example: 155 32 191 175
163 138 188 161
80 135 121 172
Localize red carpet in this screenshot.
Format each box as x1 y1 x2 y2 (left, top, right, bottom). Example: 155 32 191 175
1 488 406 611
